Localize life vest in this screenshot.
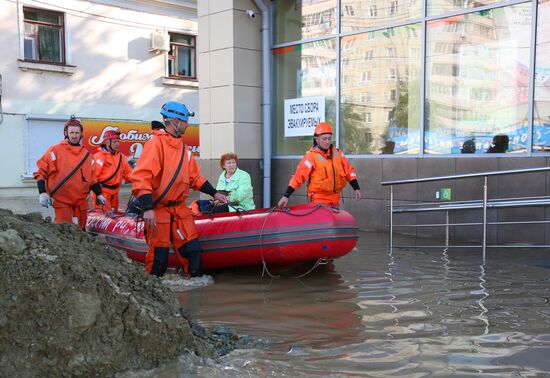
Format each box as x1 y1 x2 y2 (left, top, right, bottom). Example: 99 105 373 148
289 145 357 205
34 140 97 206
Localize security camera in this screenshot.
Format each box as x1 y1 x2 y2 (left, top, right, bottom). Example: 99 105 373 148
246 9 256 18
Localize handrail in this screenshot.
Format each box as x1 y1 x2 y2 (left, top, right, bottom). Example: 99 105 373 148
392 196 550 213
384 165 550 260
381 166 550 186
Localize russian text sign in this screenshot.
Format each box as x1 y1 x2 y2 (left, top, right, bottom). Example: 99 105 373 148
284 96 325 137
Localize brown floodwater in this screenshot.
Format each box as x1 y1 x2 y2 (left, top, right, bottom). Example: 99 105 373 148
3 199 548 376
139 231 550 377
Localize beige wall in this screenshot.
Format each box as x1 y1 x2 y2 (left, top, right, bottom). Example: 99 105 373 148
197 0 263 161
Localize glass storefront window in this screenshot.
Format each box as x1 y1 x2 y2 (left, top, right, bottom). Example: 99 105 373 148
425 4 532 154
428 0 503 17
274 0 337 45
272 39 337 155
534 0 550 152
340 24 422 155
341 0 422 32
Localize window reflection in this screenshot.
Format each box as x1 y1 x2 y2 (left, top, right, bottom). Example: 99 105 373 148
340 25 422 155
273 40 337 155
274 0 337 45
534 0 550 153
428 0 502 17
341 0 422 32
425 4 531 154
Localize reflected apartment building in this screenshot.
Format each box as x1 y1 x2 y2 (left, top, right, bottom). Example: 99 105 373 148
426 6 531 154
265 0 550 245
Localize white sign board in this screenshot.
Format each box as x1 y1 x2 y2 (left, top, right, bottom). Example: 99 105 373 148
284 96 325 137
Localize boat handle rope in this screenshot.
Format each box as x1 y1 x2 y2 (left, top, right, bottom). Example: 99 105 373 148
259 207 280 278
271 203 340 216
259 204 339 279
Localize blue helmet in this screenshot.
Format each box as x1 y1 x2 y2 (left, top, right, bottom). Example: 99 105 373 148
160 101 195 122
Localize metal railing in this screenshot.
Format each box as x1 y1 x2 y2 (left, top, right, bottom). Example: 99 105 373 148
381 166 550 260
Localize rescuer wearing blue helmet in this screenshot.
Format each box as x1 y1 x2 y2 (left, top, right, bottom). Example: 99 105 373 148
160 101 195 121
130 101 228 278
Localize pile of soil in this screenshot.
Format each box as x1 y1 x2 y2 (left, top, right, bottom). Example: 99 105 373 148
0 209 260 377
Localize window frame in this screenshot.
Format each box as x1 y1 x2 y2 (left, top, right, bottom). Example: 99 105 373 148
364 112 373 123
368 5 378 18
167 32 197 81
390 1 398 16
22 6 66 65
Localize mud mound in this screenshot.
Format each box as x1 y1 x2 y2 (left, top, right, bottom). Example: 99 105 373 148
0 209 223 377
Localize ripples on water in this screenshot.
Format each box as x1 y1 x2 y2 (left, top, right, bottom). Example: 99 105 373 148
123 231 550 377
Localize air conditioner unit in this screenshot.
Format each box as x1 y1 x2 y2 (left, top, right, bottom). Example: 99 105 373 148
150 31 170 52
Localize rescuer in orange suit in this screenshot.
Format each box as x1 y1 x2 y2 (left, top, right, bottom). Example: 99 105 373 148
34 116 106 230
277 122 361 208
92 129 133 211
131 102 228 277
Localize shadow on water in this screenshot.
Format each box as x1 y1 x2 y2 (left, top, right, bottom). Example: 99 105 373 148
112 229 550 377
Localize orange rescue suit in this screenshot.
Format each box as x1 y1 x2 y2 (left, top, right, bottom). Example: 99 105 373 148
288 145 358 206
131 132 207 275
92 147 132 211
34 140 98 229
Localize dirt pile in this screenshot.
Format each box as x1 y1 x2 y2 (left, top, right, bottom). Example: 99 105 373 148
0 209 253 377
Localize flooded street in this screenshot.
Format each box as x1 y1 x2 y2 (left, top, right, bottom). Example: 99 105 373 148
174 231 550 377
2 199 549 376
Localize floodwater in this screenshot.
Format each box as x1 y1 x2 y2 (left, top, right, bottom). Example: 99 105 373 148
129 231 550 377
3 199 549 376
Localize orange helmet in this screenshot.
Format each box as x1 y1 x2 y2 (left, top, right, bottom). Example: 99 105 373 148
103 130 121 141
314 122 333 136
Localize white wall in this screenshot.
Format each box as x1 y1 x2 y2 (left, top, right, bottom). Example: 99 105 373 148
0 0 198 193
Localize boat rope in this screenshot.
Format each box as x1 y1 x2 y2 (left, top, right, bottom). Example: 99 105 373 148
293 258 331 278
259 207 280 278
258 204 340 278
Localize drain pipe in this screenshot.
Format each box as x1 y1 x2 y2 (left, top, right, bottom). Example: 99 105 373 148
253 0 271 208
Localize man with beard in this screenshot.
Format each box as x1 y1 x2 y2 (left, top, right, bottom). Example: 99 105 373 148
131 102 228 277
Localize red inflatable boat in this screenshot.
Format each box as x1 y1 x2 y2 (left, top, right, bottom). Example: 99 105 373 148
86 204 358 271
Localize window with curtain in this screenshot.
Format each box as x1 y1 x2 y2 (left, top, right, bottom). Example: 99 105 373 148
168 33 196 80
23 7 64 64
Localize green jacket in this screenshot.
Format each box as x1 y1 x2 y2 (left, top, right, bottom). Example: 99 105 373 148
216 168 255 212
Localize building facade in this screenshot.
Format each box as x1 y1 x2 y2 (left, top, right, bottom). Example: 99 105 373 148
272 0 550 245
199 0 550 246
1 0 549 245
0 0 199 196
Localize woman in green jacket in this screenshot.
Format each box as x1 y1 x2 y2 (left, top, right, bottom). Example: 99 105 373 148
215 153 255 212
